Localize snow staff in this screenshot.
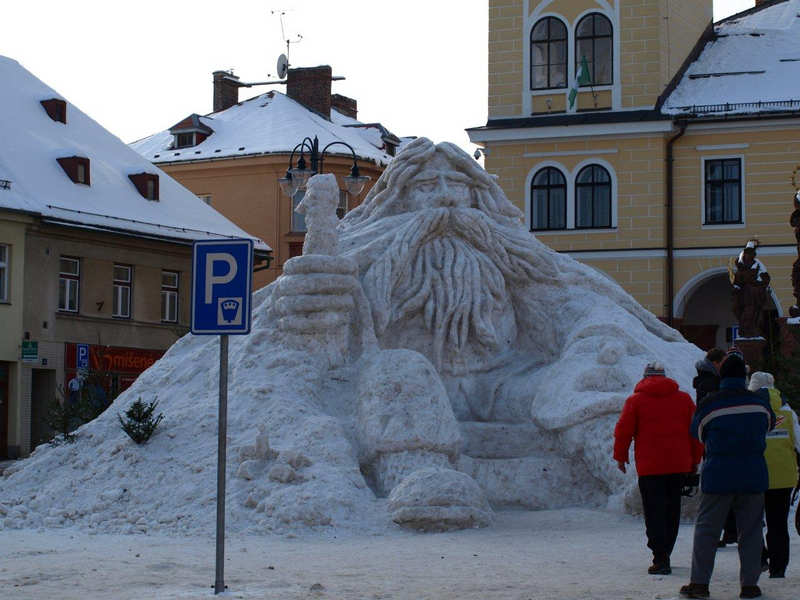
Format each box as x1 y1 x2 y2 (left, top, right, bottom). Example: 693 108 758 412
613 362 702 575
679 350 776 600
748 371 800 579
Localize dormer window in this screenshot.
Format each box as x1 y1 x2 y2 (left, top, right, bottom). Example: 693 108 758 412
168 113 213 150
57 156 90 185
176 133 195 148
128 172 160 201
41 98 67 123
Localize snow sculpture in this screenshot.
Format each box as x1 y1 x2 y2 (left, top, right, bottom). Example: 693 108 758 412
269 137 699 530
0 138 701 535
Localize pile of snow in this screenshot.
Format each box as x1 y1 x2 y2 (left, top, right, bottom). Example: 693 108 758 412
0 289 385 536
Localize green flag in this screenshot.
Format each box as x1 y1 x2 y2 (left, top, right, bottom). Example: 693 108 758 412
568 56 592 110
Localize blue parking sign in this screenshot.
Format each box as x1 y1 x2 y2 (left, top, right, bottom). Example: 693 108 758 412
77 343 89 369
191 239 253 335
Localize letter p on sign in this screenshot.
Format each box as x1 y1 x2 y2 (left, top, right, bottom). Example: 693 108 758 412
205 253 238 304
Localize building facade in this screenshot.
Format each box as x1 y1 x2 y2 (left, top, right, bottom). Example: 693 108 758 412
0 56 268 458
133 66 407 288
469 0 800 350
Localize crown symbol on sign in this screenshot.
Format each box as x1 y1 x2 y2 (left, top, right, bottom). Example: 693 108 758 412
222 300 238 310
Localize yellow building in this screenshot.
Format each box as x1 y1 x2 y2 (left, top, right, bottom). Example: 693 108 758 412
468 0 800 350
132 66 405 289
0 56 268 458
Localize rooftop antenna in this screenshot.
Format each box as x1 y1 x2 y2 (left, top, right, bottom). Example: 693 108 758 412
271 9 302 71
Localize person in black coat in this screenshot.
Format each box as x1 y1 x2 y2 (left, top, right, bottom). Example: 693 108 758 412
693 347 724 407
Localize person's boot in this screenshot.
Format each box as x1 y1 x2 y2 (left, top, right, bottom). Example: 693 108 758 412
679 583 710 598
740 585 762 598
648 554 671 575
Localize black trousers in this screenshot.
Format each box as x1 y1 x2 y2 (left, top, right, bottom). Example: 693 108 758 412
764 488 792 575
638 473 684 561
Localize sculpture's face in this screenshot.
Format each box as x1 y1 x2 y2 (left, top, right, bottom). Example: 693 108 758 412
742 250 755 267
406 155 474 211
363 154 519 368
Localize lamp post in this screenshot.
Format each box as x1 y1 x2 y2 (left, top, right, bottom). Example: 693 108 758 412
278 136 370 198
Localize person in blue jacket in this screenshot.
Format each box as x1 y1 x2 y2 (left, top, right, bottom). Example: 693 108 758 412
679 350 776 600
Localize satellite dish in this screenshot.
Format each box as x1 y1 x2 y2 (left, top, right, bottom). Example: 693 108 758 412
276 54 288 79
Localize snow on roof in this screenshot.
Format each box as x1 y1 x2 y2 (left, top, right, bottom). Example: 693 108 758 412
662 0 800 117
0 56 269 251
131 90 395 167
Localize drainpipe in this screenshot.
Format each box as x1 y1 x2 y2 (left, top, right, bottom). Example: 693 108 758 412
666 120 687 327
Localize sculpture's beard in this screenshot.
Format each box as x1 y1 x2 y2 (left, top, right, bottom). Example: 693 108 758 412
363 207 536 368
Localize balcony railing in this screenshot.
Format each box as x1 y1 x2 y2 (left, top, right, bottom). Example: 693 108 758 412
673 100 800 115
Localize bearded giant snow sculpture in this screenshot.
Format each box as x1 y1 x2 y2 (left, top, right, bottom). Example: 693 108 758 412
266 138 698 530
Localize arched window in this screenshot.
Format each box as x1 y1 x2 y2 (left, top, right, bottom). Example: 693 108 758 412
575 165 611 228
531 167 566 230
575 13 613 86
530 17 567 90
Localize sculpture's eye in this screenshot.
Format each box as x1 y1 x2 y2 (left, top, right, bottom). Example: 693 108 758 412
414 180 437 194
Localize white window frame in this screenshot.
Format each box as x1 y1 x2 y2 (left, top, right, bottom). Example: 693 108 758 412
161 270 179 323
525 158 618 233
112 264 132 319
291 189 307 232
58 256 80 312
0 244 8 302
700 154 746 229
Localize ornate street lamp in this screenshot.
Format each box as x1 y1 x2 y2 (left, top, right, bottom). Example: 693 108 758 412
278 135 370 198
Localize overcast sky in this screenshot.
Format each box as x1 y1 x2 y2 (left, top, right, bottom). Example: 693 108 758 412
2 1 757 156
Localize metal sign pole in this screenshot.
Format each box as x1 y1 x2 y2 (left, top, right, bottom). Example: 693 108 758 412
214 334 229 594
191 239 252 595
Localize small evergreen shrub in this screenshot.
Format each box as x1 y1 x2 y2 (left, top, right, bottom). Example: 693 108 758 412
118 398 164 444
44 390 82 444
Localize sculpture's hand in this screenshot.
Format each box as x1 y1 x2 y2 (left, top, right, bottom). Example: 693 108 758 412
273 254 361 336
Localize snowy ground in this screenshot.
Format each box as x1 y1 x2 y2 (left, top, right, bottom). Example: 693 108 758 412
3 507 800 600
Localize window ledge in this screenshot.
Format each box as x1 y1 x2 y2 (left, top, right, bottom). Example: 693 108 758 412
285 231 306 238
533 227 618 235
0 300 10 305
55 312 186 331
701 222 746 230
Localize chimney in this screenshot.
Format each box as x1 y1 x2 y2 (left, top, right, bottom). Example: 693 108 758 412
286 66 332 119
213 70 242 112
331 94 358 119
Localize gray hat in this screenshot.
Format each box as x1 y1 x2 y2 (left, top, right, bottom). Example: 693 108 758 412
643 362 666 377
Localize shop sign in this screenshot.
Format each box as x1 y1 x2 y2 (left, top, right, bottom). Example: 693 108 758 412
21 340 38 362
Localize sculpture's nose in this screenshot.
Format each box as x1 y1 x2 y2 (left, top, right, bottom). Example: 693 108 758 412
432 176 458 207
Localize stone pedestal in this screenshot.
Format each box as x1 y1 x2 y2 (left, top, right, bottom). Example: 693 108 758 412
735 338 767 367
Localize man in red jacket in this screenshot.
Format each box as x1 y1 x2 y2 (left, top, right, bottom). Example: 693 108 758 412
614 362 703 575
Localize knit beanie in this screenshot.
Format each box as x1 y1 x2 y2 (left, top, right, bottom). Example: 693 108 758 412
747 371 774 392
720 353 746 379
643 362 666 377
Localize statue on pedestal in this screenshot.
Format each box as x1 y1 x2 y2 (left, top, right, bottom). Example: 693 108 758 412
730 239 771 339
789 190 800 317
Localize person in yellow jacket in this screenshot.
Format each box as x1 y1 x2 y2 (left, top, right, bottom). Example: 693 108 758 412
748 371 800 578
